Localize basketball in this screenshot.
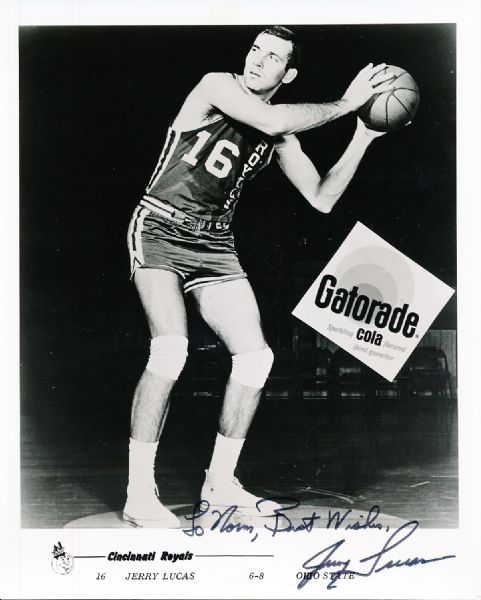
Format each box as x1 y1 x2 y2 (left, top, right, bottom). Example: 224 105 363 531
358 65 420 132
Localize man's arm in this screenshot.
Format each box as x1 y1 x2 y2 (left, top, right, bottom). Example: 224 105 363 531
197 64 394 137
275 118 384 214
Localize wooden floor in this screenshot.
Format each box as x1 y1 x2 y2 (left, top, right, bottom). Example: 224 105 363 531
21 392 458 529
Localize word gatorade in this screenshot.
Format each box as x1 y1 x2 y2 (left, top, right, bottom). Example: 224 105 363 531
314 274 419 338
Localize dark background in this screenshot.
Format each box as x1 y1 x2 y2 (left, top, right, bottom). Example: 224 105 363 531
19 25 457 523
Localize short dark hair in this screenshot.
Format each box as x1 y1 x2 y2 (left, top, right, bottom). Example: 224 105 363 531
259 25 301 70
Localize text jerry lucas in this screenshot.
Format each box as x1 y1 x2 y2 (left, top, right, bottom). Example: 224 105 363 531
108 550 193 562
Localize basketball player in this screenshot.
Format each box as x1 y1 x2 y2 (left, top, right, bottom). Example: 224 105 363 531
124 26 395 527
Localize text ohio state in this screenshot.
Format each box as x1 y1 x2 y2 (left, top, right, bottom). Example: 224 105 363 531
315 274 420 344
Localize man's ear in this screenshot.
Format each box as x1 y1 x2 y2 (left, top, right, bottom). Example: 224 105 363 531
282 67 298 84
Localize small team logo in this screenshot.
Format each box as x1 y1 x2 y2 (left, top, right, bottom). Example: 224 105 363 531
51 541 74 575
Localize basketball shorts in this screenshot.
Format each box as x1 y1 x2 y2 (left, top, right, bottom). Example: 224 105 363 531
127 205 247 293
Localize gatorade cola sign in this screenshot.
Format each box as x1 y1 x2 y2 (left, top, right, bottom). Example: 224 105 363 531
292 222 454 381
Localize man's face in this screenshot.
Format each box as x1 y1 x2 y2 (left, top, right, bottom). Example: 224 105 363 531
60 555 72 568
243 33 294 93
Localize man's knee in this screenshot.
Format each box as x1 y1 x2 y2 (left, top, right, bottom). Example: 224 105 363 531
230 346 274 389
146 335 188 380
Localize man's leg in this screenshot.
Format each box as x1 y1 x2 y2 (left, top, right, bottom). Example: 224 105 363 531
191 278 278 511
123 268 188 528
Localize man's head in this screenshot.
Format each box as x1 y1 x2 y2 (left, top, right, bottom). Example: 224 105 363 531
243 26 300 95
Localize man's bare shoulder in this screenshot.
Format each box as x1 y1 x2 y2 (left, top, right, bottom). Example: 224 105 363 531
199 71 236 88
172 72 236 131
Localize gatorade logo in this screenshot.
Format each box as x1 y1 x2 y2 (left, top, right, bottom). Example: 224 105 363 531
292 222 454 381
314 274 419 338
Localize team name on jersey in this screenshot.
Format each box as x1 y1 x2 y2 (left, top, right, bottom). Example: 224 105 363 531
224 140 271 210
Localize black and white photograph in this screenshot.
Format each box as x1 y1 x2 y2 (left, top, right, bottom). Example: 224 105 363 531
20 20 458 526
1 1 481 598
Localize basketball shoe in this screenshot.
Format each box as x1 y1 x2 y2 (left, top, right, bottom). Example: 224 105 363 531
123 485 180 528
200 470 281 515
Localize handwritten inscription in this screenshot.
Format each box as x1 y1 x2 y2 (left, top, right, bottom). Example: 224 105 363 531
182 499 455 590
182 499 390 541
299 520 456 591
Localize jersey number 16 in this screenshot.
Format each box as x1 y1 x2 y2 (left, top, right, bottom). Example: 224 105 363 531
182 131 239 179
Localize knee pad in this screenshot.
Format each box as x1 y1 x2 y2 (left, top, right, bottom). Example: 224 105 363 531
146 335 188 380
231 346 274 389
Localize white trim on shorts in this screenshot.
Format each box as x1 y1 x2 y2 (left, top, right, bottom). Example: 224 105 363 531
183 273 247 294
127 206 186 281
127 206 148 275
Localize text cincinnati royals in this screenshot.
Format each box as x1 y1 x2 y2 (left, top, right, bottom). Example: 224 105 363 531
315 274 420 338
108 551 193 562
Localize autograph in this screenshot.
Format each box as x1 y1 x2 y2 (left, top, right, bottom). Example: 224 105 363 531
182 499 455 590
182 498 387 541
183 497 311 543
299 520 456 591
182 499 289 543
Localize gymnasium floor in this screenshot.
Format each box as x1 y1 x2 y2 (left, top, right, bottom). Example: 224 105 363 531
21 390 458 529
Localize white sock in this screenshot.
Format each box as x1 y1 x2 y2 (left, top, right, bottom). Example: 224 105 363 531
207 433 245 481
127 437 158 494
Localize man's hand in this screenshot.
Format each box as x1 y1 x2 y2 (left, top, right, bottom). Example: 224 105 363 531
342 63 395 113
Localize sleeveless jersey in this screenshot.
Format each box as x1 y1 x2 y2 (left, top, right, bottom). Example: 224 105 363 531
142 108 275 223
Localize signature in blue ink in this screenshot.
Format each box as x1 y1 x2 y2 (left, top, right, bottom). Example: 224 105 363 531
182 500 267 543
326 504 386 531
259 500 385 537
298 520 456 591
262 498 322 537
183 500 391 541
183 498 306 543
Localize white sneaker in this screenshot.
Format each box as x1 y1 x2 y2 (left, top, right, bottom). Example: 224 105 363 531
123 485 180 528
200 471 281 515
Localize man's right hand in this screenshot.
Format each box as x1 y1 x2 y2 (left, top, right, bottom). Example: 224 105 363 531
341 63 395 113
